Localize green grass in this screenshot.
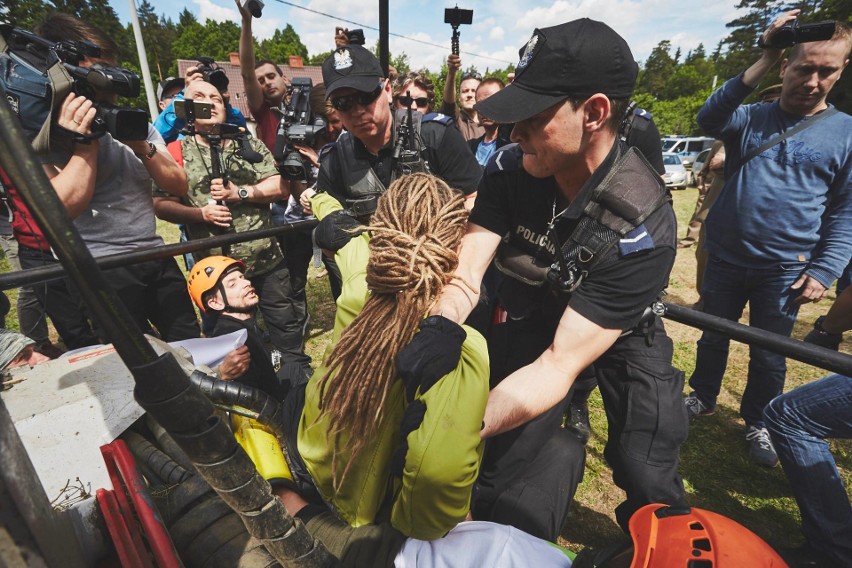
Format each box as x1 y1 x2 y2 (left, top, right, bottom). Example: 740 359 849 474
2 188 850 556
561 187 852 553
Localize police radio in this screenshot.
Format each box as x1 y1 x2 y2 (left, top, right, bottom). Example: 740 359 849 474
392 91 428 176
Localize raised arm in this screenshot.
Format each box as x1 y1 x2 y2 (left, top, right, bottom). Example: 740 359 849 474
236 0 264 114
441 54 461 114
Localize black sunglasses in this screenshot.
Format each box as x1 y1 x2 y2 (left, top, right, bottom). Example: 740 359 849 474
461 71 482 81
398 95 431 109
331 81 385 112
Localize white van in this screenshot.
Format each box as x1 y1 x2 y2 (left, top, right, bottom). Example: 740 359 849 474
661 136 714 167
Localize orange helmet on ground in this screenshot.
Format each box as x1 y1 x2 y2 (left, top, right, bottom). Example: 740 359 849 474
628 504 787 567
186 256 246 313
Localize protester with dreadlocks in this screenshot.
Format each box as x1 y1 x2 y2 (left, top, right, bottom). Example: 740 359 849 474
292 173 489 541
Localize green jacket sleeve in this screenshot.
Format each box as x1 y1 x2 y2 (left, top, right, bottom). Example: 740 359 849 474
390 326 490 539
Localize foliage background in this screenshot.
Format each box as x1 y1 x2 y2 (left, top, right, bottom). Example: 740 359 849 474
2 0 849 130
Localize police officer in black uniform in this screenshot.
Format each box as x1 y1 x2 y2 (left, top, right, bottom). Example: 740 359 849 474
396 19 689 541
300 44 481 222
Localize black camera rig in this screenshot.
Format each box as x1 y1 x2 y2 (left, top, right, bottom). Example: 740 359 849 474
195 56 230 94
758 20 836 49
0 24 148 141
273 77 326 181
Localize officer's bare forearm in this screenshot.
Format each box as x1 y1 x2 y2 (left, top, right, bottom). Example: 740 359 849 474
429 223 500 323
482 309 622 438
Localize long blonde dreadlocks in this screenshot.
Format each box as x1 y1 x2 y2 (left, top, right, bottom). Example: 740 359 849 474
316 173 471 487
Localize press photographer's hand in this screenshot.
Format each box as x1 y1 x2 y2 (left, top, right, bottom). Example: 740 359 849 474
299 187 316 215
185 65 205 84
210 177 238 202
58 93 97 139
201 201 232 228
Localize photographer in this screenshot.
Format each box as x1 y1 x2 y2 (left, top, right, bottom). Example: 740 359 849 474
30 13 199 343
153 80 313 387
686 12 852 468
300 45 480 224
153 61 248 143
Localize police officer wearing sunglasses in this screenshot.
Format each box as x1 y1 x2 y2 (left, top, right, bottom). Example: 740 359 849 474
397 19 689 542
303 45 481 223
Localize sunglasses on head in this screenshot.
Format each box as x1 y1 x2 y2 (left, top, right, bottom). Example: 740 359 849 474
398 95 430 109
461 71 482 81
331 81 385 112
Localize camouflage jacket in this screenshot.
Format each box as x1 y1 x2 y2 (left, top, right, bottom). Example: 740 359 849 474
155 136 283 277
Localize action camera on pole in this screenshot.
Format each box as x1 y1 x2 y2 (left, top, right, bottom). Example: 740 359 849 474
444 6 473 56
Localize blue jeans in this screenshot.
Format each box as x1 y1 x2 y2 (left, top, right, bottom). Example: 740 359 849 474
764 375 852 566
688 255 802 427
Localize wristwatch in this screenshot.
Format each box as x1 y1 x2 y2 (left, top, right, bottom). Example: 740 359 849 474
135 142 157 160
238 186 250 200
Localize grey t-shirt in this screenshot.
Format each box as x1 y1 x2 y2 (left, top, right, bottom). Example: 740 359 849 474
43 125 164 256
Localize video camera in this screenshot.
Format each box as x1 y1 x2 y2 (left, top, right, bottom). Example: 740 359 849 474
759 20 836 49
195 56 230 94
0 24 148 141
274 77 327 180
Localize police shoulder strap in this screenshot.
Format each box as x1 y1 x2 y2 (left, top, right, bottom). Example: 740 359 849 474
551 147 669 292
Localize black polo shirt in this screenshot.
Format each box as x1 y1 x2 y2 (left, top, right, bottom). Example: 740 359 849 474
470 142 676 331
317 110 481 205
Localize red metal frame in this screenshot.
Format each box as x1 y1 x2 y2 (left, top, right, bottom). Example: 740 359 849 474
99 439 182 568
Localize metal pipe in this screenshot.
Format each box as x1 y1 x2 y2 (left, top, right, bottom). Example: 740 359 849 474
379 0 389 77
662 302 852 377
0 220 317 290
126 0 159 118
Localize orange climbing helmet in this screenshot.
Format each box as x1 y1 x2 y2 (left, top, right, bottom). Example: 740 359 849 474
186 256 246 313
627 504 787 567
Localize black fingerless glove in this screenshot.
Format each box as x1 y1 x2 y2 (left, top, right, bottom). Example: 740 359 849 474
803 316 842 351
314 210 365 252
396 315 466 402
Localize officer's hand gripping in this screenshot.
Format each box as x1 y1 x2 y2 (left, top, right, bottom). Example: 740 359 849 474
396 315 466 402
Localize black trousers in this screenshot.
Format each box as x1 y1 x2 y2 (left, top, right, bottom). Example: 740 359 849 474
251 260 312 385
18 244 99 349
99 258 200 342
473 316 688 539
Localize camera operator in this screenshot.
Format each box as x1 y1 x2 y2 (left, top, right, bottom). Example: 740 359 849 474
153 80 313 387
686 12 852 468
29 13 200 343
300 45 481 224
154 62 247 143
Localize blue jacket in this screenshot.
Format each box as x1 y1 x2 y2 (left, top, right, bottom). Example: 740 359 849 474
697 73 852 287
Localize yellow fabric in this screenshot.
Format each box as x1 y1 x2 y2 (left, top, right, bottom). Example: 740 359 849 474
298 192 489 539
231 415 293 483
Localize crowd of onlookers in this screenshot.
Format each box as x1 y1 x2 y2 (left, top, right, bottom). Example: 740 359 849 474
0 7 850 568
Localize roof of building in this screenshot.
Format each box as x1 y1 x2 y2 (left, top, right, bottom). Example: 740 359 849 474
177 56 324 122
